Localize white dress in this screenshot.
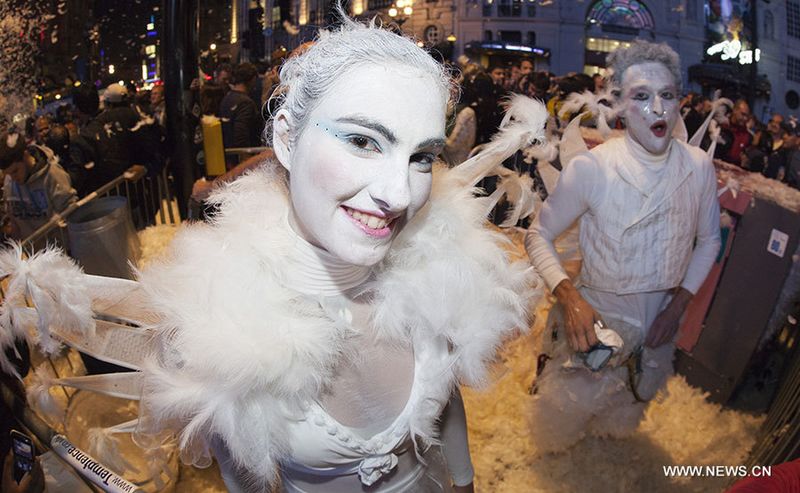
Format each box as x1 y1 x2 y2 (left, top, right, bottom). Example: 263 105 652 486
134 162 537 489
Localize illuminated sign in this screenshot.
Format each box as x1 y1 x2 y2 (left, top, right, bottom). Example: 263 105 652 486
706 40 761 65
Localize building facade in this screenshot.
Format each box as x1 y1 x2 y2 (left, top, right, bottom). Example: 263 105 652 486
243 0 798 119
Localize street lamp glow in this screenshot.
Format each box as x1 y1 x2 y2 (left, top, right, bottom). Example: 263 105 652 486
388 7 398 17
210 43 217 50
55 94 62 100
108 64 115 74
118 80 125 86
396 0 405 7
446 33 456 42
403 6 412 15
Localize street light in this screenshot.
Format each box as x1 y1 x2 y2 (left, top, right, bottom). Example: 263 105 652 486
388 1 413 29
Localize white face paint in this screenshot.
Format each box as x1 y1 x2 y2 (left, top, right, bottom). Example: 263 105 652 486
278 64 447 266
620 62 679 155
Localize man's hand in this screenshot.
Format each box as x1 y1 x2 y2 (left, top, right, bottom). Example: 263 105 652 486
553 280 601 352
2 450 44 493
645 287 693 348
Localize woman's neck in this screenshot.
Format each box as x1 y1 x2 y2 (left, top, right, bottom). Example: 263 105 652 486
282 217 372 297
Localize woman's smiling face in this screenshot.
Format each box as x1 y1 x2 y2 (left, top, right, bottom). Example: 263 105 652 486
275 63 447 266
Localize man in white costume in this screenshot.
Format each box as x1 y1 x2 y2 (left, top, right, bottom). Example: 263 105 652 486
525 41 721 452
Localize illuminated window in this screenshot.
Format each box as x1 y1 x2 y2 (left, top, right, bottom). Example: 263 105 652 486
788 2 800 39
586 0 654 30
585 37 632 53
424 25 441 44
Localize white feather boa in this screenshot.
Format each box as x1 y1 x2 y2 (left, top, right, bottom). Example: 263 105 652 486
135 162 539 486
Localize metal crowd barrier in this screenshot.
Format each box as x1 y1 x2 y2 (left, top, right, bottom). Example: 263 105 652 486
19 165 180 251
1 166 181 492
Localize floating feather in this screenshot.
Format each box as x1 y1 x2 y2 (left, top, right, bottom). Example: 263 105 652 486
453 94 548 190
26 364 64 424
558 89 621 139
559 112 590 170
689 90 733 147
88 420 141 475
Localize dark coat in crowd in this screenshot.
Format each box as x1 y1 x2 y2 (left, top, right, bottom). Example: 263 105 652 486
219 89 262 150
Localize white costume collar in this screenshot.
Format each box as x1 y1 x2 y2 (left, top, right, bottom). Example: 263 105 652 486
283 214 372 297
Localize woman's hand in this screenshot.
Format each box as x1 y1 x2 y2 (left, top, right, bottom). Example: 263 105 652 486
553 280 600 352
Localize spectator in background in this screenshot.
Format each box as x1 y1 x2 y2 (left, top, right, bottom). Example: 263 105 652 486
488 64 506 88
716 99 752 167
764 122 796 181
34 116 51 145
150 84 166 128
219 62 262 168
505 64 522 92
767 113 785 138
45 124 88 196
592 73 604 94
214 63 233 94
683 94 708 140
466 65 504 145
0 131 77 243
519 58 534 77
90 84 143 187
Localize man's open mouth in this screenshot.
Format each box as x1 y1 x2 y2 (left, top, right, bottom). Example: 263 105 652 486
650 121 667 137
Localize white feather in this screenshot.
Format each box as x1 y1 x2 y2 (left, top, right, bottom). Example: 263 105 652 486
134 161 540 485
558 89 621 140
559 112 591 170
0 245 95 360
453 94 548 189
689 92 733 147
26 364 64 424
88 422 141 475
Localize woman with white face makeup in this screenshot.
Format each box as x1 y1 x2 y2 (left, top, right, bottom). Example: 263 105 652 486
525 41 721 454
132 6 537 492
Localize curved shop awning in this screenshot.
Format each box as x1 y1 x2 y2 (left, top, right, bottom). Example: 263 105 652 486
464 41 551 59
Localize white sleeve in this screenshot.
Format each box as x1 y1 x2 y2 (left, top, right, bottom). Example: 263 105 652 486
680 157 722 294
525 154 597 291
440 388 475 487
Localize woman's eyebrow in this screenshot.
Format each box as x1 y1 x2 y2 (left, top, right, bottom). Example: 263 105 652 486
335 115 398 144
416 137 446 151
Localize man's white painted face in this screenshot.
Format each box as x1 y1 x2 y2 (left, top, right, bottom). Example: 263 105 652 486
281 64 446 266
621 62 679 155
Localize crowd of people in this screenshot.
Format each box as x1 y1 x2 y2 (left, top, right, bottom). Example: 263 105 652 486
0 82 165 245
2 6 800 491
6 42 798 248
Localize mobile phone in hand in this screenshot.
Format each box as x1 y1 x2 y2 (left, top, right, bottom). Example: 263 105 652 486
10 429 34 484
